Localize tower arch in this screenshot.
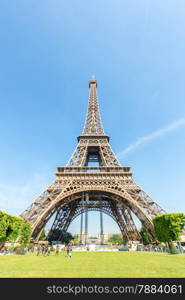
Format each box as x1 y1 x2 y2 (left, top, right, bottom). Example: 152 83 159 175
21 79 166 242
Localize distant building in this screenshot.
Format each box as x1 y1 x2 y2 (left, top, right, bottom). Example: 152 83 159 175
97 233 120 243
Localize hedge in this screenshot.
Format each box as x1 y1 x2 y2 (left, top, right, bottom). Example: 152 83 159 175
19 222 32 244
153 213 185 243
0 210 32 243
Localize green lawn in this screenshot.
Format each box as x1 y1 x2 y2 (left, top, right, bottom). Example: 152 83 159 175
0 251 184 278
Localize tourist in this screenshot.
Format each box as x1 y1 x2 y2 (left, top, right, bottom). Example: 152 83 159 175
68 246 73 258
36 245 41 256
66 244 70 257
47 246 51 256
55 245 60 256
43 245 48 256
41 244 45 255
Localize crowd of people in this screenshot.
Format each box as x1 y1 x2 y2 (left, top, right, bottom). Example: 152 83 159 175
0 243 73 257
0 247 8 255
35 244 73 257
36 244 51 256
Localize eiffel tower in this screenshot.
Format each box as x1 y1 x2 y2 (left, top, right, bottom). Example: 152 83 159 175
21 79 166 243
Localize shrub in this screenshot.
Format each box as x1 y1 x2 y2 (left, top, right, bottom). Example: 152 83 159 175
14 245 25 255
7 217 23 242
19 222 32 244
0 218 8 242
108 234 123 245
153 213 185 254
0 211 24 242
50 246 55 252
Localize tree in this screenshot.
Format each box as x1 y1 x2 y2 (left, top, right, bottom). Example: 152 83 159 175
72 234 80 245
153 213 185 253
140 226 152 245
0 210 32 244
0 211 23 242
0 218 8 242
72 238 80 245
7 217 23 242
39 229 47 241
108 234 123 245
0 211 11 242
49 230 74 244
60 232 74 245
19 222 32 244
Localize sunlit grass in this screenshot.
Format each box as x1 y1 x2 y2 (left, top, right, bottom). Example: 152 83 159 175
0 251 184 278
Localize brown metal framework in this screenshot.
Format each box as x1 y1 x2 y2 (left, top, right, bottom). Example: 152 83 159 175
21 79 166 242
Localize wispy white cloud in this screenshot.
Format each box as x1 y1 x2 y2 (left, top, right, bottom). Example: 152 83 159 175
117 118 185 159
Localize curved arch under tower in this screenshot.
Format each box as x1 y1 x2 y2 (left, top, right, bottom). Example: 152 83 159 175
21 79 166 242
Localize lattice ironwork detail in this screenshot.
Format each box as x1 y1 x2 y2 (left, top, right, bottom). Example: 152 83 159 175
21 79 166 242
47 196 140 242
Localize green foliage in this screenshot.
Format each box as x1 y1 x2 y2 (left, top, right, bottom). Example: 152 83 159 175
13 245 22 249
0 211 10 242
7 217 23 242
27 243 34 250
157 243 165 249
153 213 185 254
60 232 74 245
72 234 80 245
153 213 185 242
72 238 80 245
14 244 26 255
108 234 123 245
0 211 22 242
140 226 152 245
19 222 32 244
73 234 79 239
39 229 47 241
0 210 32 243
0 218 8 242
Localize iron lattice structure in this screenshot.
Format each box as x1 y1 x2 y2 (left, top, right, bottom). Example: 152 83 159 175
21 79 166 242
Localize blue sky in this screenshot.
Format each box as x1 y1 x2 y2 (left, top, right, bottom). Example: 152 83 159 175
0 0 185 235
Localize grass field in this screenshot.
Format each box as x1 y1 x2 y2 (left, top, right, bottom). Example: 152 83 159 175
0 251 184 278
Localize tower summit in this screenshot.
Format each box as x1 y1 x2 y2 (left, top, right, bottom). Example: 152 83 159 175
21 79 166 242
78 78 110 142
83 79 105 135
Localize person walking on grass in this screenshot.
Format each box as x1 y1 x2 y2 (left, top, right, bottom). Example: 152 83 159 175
47 246 51 256
36 245 41 256
43 245 48 256
68 246 73 258
66 244 72 258
66 244 69 257
55 245 60 256
41 245 46 256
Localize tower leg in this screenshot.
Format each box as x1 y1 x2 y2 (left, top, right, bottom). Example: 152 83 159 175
100 209 104 245
84 193 89 245
85 210 88 245
80 212 83 244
